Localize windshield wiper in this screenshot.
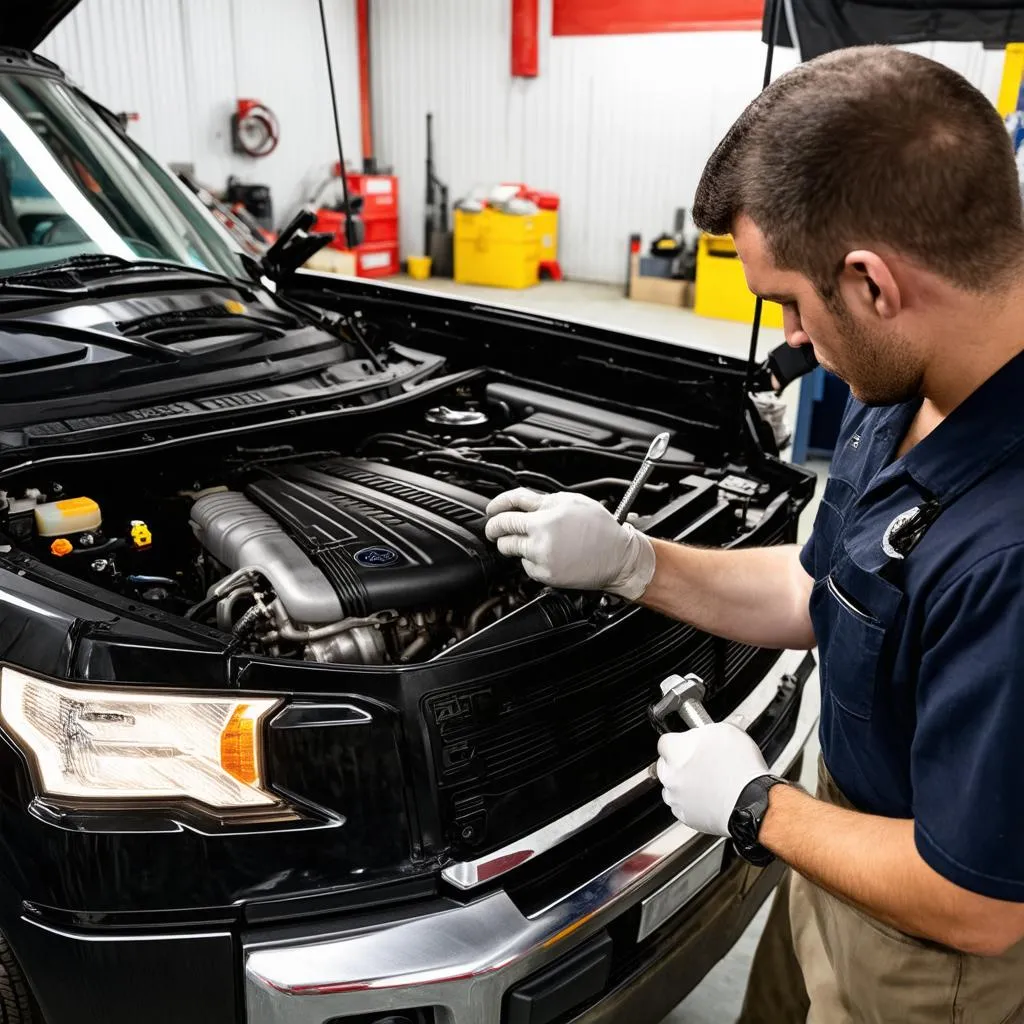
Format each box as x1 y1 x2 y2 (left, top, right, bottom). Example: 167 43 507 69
0 254 254 296
119 302 296 343
0 273 88 302
0 318 180 364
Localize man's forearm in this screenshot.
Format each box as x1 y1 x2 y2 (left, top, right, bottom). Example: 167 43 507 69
759 784 1024 956
640 541 816 649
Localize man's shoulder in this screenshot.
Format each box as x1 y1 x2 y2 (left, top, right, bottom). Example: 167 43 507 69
914 454 1024 600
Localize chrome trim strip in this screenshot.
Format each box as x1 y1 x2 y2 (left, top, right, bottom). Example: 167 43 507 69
243 661 820 1024
23 919 232 944
442 647 813 890
637 838 726 942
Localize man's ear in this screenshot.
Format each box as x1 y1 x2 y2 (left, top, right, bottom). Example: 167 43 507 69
838 250 901 320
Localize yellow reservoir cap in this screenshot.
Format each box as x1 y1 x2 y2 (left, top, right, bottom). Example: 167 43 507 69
49 538 73 557
34 497 101 538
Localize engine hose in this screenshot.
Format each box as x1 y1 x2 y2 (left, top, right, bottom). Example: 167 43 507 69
233 604 265 637
476 445 705 471
399 633 432 663
467 594 505 634
410 452 522 489
566 478 669 495
359 432 438 452
185 594 219 621
217 585 256 632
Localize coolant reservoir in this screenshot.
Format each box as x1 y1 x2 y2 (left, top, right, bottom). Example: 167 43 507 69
34 497 102 537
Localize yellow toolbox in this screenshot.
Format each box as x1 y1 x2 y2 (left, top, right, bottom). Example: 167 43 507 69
694 233 783 328
454 207 540 289
536 208 558 264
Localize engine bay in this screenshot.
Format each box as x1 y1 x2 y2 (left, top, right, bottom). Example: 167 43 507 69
0 376 792 665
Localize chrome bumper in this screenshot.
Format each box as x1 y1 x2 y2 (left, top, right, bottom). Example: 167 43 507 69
245 649 820 1024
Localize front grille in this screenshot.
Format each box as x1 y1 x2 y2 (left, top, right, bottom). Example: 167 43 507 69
427 504 795 857
425 626 781 856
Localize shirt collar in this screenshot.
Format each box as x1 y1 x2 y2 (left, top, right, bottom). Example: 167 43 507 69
900 347 1024 503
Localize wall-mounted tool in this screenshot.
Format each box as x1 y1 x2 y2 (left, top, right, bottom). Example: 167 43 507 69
425 113 453 277
231 99 280 159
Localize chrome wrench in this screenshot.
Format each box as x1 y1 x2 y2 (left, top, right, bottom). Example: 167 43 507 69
613 432 671 523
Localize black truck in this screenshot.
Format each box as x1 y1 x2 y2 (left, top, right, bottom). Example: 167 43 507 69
0 6 818 1023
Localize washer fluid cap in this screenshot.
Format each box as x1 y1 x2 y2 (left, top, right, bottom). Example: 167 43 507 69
425 406 489 428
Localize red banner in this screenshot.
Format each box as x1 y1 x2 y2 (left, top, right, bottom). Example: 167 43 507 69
553 0 764 36
512 0 540 76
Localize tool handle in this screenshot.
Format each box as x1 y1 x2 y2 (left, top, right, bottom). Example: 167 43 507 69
614 462 653 523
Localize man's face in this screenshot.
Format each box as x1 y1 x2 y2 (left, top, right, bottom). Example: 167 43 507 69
732 214 923 405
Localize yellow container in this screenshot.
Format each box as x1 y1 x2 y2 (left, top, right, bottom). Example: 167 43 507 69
694 234 783 329
407 255 432 280
536 209 558 264
454 207 540 289
34 497 102 537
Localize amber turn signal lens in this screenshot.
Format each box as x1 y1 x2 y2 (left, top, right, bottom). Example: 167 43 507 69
220 703 261 786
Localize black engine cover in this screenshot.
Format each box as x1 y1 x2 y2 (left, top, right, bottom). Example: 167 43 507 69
246 458 495 616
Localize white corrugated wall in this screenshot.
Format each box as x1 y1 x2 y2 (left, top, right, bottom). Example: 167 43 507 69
371 0 1007 284
39 0 362 226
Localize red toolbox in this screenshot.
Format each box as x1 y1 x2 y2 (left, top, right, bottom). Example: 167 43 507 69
314 210 397 246
312 168 400 278
345 173 399 220
353 240 400 278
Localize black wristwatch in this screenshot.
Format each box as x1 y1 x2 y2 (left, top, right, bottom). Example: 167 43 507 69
728 775 789 866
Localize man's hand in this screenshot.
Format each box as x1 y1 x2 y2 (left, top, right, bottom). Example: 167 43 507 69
656 723 769 835
484 489 656 600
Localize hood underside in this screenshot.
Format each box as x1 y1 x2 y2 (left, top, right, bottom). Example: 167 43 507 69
0 0 82 50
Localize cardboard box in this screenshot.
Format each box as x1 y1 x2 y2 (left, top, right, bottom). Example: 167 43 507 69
304 247 358 276
629 254 685 307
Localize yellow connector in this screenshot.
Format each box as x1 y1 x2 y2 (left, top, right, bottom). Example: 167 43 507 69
130 520 152 549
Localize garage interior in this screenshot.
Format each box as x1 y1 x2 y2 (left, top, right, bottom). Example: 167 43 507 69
0 1 1022 1022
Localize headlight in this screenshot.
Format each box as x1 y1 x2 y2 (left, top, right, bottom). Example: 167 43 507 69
0 667 280 811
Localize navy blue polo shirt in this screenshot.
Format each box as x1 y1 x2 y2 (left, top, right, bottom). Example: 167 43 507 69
801 348 1024 902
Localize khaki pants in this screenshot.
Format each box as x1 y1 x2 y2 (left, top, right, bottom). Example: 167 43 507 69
737 758 1024 1024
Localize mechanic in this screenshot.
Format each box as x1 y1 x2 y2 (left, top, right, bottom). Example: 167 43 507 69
485 47 1024 1024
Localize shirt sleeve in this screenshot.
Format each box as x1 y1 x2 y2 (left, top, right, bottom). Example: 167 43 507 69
911 543 1024 901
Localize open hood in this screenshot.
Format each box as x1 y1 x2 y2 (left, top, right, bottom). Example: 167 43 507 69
0 0 81 50
766 0 1024 59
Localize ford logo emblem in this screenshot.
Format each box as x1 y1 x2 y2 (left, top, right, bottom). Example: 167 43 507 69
354 546 401 567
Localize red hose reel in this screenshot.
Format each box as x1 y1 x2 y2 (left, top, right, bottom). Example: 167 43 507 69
231 99 280 158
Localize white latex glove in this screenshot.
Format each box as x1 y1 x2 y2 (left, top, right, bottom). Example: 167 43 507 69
484 488 656 600
656 723 769 836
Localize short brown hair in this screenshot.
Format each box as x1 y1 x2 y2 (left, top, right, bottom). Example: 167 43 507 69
693 46 1024 295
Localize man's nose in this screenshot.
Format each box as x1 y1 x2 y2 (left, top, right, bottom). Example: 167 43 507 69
783 307 810 348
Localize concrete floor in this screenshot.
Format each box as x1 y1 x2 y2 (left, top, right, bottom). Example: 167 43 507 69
390 274 826 1023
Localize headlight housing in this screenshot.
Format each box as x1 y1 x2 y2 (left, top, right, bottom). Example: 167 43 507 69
0 667 280 812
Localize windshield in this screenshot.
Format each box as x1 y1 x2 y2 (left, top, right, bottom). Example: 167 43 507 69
0 71 244 279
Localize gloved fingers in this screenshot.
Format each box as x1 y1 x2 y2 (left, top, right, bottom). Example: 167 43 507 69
657 730 698 766
495 534 538 561
485 509 536 542
485 488 545 518
661 788 686 823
